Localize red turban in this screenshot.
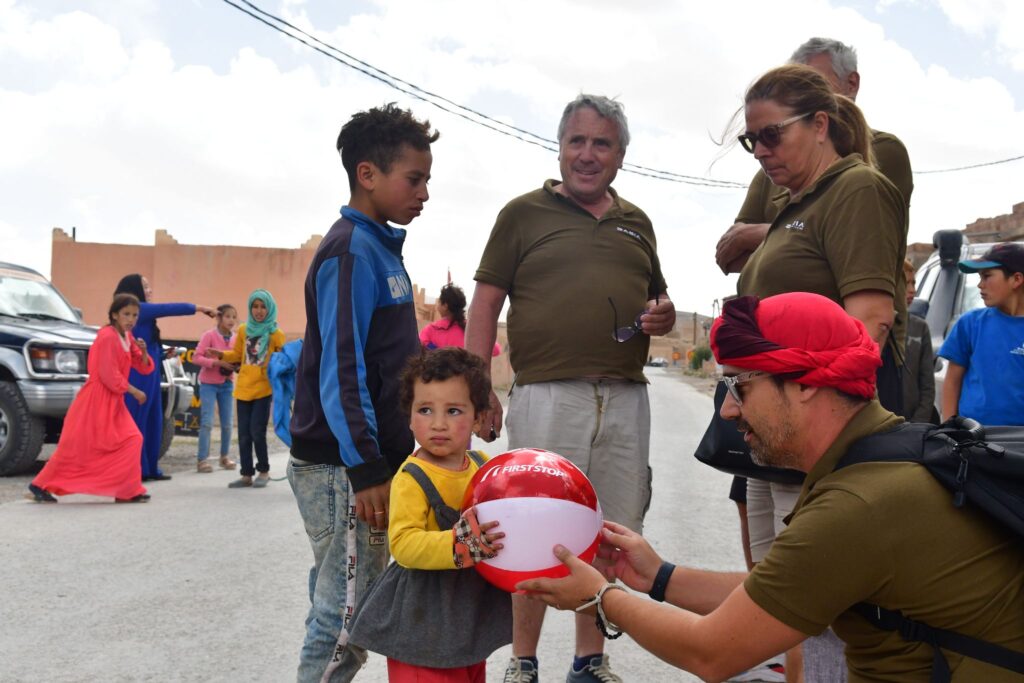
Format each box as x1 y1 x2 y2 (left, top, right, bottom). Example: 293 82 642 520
710 292 881 399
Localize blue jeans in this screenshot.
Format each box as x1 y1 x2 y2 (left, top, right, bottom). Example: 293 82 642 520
287 458 388 683
197 381 233 461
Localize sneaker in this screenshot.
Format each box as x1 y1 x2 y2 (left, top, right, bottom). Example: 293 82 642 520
566 654 621 683
26 484 57 503
727 659 785 682
503 657 539 683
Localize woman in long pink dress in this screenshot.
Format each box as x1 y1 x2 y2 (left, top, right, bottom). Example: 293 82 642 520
28 294 154 503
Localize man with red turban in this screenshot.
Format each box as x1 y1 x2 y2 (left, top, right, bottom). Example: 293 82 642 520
516 292 1024 683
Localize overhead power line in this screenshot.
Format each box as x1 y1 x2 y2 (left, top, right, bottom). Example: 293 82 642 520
221 0 1021 185
916 154 1024 174
220 0 748 189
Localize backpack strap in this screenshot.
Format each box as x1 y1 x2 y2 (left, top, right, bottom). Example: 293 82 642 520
400 461 460 530
466 449 486 468
853 603 1024 682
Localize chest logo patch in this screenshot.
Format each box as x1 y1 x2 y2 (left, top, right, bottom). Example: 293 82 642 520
387 274 411 300
1011 342 1024 357
616 226 643 242
784 220 806 231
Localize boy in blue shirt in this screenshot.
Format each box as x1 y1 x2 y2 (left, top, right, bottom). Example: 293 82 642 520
938 242 1024 425
288 104 438 682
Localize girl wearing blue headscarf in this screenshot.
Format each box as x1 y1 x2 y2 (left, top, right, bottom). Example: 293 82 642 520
204 289 285 488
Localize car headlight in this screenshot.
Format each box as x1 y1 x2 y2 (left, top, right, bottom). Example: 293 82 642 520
55 349 82 374
28 346 86 374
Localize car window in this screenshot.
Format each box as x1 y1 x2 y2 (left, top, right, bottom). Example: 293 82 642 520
916 262 938 300
960 273 985 314
0 270 80 323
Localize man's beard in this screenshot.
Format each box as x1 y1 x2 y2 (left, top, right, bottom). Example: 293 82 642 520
743 419 800 470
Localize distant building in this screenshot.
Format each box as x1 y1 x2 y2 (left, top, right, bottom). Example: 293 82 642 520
907 200 1024 268
49 227 513 385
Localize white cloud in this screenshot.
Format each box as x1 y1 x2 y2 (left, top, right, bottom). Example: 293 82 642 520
923 0 1024 71
0 0 1022 316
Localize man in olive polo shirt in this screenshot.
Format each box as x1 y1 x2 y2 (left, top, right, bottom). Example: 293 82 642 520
465 94 675 683
518 292 1024 683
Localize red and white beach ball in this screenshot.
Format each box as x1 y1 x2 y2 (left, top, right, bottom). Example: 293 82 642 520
461 448 603 592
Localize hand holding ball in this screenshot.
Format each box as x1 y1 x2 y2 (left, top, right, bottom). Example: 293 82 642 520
462 449 603 592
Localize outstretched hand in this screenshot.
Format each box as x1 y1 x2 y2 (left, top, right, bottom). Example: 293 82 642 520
597 521 663 593
515 544 607 614
196 305 216 318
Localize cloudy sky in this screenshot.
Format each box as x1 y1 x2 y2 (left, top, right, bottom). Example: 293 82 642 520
2 0 1022 315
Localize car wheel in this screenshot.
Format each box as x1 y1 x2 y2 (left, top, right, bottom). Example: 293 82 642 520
0 381 46 476
158 412 175 460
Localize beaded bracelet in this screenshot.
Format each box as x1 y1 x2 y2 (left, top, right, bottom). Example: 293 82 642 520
575 583 626 639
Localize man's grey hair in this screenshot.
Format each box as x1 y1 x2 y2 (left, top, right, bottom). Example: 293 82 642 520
556 94 630 149
790 37 858 80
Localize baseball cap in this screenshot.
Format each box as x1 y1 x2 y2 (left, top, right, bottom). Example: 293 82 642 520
958 242 1024 274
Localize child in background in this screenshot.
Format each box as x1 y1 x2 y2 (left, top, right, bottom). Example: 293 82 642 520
346 347 512 682
28 294 153 504
193 304 239 473
206 290 285 488
420 283 501 357
938 242 1024 424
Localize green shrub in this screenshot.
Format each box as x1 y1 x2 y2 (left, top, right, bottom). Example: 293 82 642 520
689 345 712 370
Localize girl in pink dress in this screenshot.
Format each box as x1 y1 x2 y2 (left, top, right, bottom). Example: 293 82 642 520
28 294 154 504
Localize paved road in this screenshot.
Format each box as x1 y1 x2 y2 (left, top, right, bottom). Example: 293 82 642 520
1 369 740 682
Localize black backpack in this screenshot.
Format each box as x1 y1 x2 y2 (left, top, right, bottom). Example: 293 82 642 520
836 417 1024 682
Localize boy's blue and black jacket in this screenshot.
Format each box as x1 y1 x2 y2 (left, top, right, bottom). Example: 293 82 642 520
290 206 420 492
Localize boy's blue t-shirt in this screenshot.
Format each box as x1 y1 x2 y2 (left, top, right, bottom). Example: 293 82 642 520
938 307 1024 425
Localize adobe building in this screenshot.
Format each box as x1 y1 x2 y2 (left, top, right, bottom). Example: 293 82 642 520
907 200 1024 268
49 228 515 386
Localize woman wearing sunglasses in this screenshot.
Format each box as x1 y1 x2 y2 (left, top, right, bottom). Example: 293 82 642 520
728 64 907 681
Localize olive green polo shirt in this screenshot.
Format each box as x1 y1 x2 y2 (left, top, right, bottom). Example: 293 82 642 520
735 129 913 225
474 180 666 385
737 154 908 357
745 401 1024 682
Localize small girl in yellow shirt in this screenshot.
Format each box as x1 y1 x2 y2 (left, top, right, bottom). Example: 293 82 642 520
345 347 512 682
205 289 285 488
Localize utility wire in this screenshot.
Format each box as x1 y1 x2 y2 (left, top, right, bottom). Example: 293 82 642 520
916 154 1024 174
221 0 747 189
222 0 1021 185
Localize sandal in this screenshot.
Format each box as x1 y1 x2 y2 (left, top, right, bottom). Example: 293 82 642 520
219 456 237 470
197 460 214 473
252 475 270 488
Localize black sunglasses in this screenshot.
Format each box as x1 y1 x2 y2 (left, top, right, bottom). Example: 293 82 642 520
737 112 812 153
608 294 659 343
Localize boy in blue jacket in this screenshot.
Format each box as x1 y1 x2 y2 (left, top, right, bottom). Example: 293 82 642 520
939 242 1024 425
288 103 438 682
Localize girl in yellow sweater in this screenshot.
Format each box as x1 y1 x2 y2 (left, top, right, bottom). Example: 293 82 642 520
205 289 285 488
346 348 512 681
